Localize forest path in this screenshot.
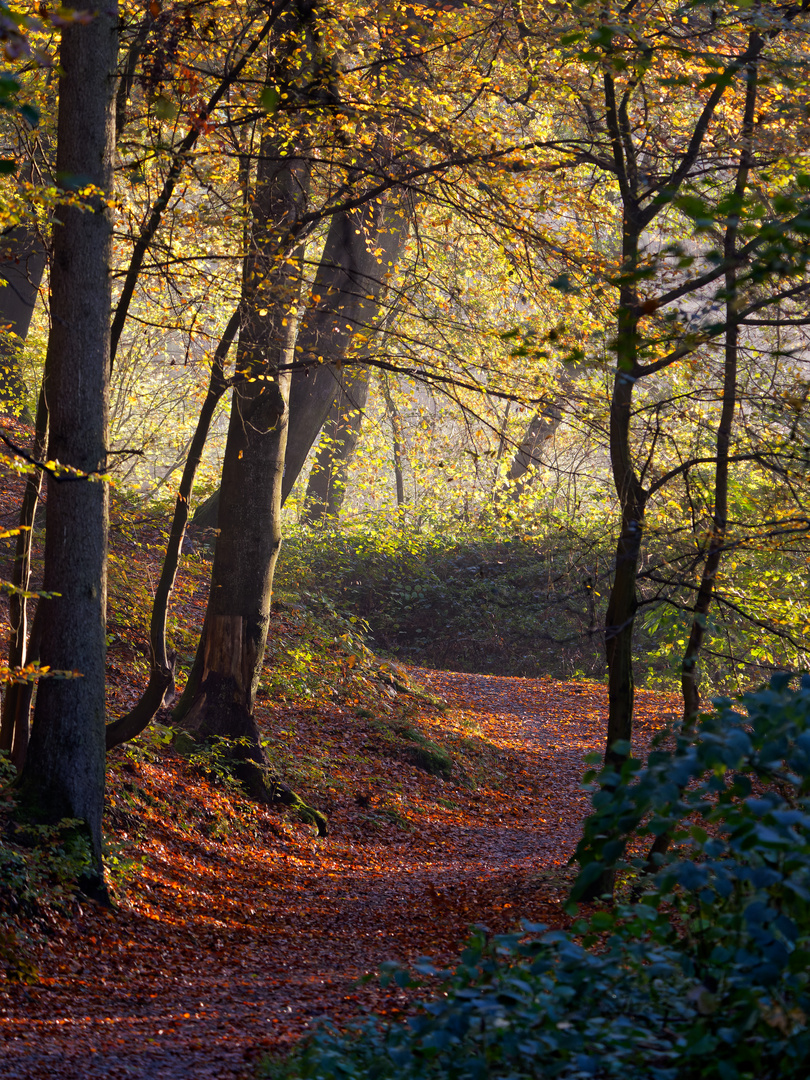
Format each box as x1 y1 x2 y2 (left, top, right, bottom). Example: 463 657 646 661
0 670 675 1080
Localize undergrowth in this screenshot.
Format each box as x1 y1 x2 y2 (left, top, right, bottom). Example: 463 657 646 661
275 518 608 682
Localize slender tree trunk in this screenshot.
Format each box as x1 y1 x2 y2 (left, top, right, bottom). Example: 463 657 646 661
0 372 48 767
381 374 406 507
641 51 760 879
580 72 647 903
17 1 118 887
105 307 241 750
574 28 766 905
680 53 757 726
302 366 369 525
603 242 646 770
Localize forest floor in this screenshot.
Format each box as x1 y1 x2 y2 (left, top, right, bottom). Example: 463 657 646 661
0 667 678 1080
0 453 681 1079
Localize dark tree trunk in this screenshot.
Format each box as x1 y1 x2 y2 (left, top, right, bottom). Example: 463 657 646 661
602 232 646 773
573 28 767 905
173 107 309 793
641 51 760 879
579 72 647 902
302 366 369 524
680 53 757 727
17 1 118 885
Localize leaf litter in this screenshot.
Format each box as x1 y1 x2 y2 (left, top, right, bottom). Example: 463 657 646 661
0 476 680 1079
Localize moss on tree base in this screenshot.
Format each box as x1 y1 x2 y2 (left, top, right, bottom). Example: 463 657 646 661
269 781 328 837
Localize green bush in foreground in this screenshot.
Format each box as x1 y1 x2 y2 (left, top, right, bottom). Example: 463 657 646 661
264 674 810 1080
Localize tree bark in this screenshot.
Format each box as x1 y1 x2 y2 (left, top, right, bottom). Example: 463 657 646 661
191 190 410 529
302 365 369 524
173 87 309 794
16 0 118 887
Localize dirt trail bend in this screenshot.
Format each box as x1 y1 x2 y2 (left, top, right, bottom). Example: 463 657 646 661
0 670 675 1080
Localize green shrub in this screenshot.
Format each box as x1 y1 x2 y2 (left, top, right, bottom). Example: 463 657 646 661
263 675 810 1080
275 517 608 680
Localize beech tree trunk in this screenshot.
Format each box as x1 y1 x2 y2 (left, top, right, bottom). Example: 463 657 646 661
17 1 118 885
191 191 410 529
504 402 564 494
173 78 309 790
284 193 409 498
302 366 369 524
0 219 46 417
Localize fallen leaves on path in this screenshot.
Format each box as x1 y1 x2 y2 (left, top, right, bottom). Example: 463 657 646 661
0 662 679 1080
0 458 682 1077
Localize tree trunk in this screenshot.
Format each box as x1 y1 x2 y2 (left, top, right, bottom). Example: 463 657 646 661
641 51 759 879
191 190 410 529
504 402 564 493
105 307 241 750
580 72 647 903
284 193 409 498
0 219 46 418
602 240 646 773
381 374 406 507
16 1 118 888
173 103 309 794
0 373 48 767
680 53 757 727
302 366 369 525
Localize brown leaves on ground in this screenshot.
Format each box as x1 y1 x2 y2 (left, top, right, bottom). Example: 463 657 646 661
0 667 678 1079
0 475 681 1078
